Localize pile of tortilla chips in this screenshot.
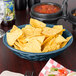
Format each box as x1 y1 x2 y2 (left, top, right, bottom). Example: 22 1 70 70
6 18 72 53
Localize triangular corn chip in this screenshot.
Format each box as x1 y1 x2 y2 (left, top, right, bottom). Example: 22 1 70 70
22 39 41 53
61 36 72 48
25 36 45 44
10 25 19 33
7 28 22 46
54 35 67 44
30 18 46 28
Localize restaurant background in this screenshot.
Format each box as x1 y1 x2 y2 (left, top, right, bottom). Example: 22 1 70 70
0 0 76 76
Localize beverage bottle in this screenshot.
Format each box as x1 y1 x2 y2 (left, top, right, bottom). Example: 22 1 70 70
28 0 40 8
1 0 15 26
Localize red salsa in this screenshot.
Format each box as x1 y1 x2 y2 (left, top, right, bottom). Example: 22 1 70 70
34 4 60 14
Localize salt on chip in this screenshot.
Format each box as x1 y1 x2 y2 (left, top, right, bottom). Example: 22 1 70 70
24 25 34 29
30 18 46 28
18 34 25 39
34 36 45 44
42 27 63 37
17 38 27 44
58 29 65 35
17 34 27 44
42 42 60 52
42 38 56 52
42 35 67 52
22 25 42 37
25 36 45 44
48 44 60 51
54 35 67 44
61 36 72 48
53 25 63 30
22 39 41 53
7 28 22 46
14 41 26 51
34 28 42 36
42 25 65 37
42 35 55 46
53 25 65 36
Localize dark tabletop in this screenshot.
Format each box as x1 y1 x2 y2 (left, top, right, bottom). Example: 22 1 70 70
0 0 76 76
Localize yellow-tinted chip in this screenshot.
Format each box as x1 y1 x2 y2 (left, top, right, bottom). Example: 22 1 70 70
7 28 22 46
42 35 55 46
17 34 27 44
22 25 42 37
14 40 27 51
53 25 63 30
30 18 46 28
10 25 19 33
14 44 20 50
54 35 67 44
42 27 64 37
42 38 56 52
22 39 41 53
25 36 45 44
61 36 72 48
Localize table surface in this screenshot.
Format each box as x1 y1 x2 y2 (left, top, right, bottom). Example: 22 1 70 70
0 0 76 76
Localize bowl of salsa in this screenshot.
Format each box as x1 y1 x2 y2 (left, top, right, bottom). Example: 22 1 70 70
30 2 63 24
34 4 60 14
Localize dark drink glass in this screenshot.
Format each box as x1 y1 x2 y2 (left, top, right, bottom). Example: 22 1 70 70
28 0 40 8
14 0 27 10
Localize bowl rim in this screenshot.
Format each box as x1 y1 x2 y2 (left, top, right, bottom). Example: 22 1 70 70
3 24 73 56
30 12 61 21
31 2 62 15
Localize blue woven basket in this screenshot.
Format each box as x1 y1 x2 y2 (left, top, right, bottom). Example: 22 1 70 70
3 24 73 61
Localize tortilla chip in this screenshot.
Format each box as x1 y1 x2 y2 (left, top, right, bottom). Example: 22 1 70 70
34 28 42 36
10 25 19 33
42 27 63 37
14 44 20 50
42 45 50 52
17 38 27 44
22 39 41 53
25 36 45 44
48 43 60 51
14 41 26 51
30 18 46 28
42 38 56 52
24 25 33 29
22 25 42 37
53 25 63 30
42 35 55 46
42 43 60 52
7 28 22 46
61 36 72 48
54 35 67 44
17 34 27 44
